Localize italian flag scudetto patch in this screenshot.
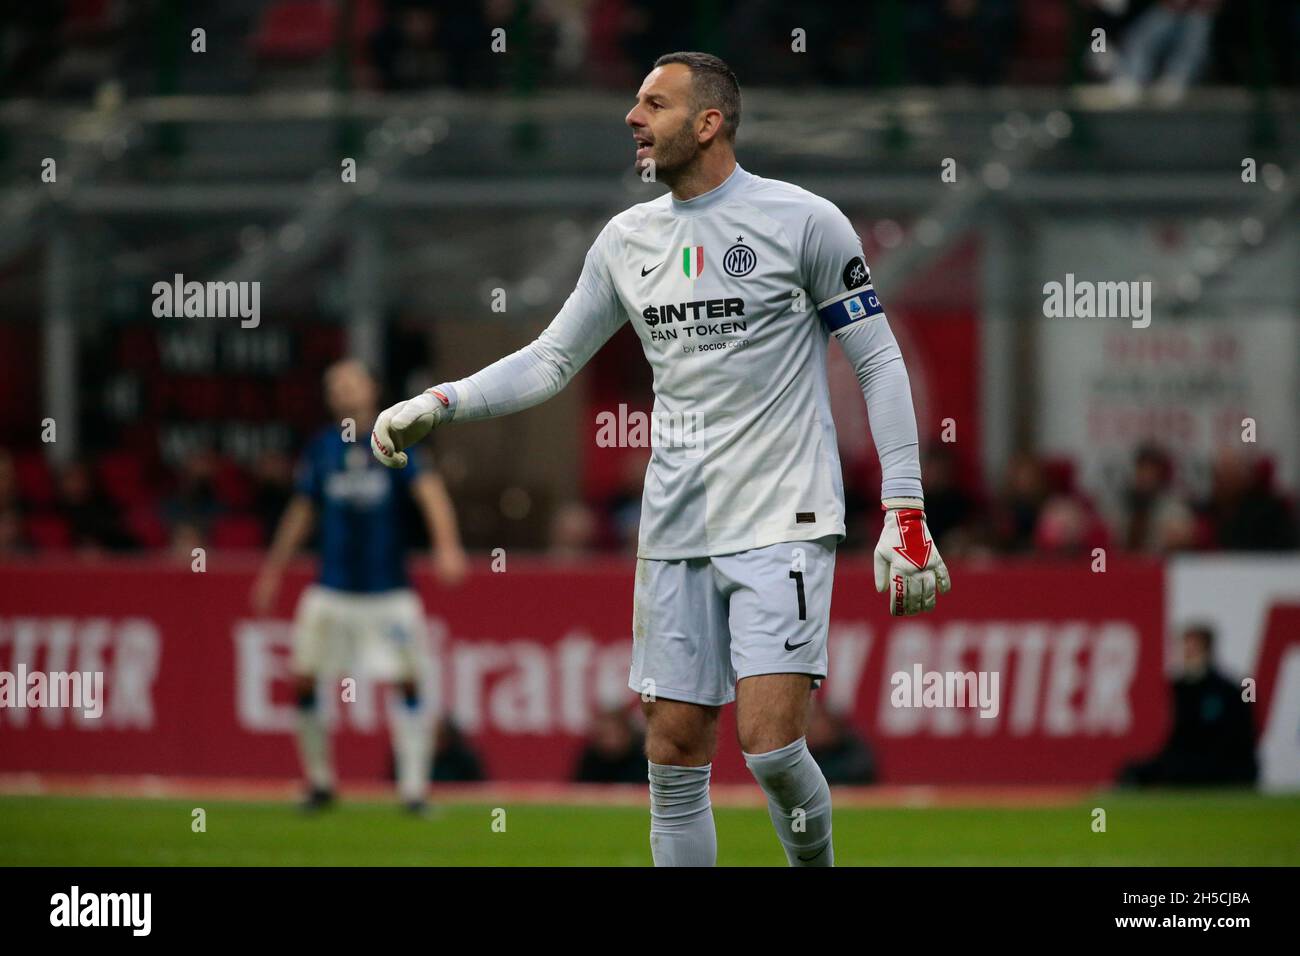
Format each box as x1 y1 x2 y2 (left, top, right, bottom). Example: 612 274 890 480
682 245 704 278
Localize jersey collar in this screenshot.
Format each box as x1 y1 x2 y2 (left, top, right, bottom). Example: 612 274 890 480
669 163 749 217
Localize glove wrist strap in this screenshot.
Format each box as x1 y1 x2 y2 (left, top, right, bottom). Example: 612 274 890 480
881 496 925 512
423 384 456 422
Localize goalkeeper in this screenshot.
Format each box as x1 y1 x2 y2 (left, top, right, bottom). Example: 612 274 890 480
372 53 950 866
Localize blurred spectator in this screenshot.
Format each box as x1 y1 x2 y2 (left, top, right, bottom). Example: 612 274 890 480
990 452 1047 553
907 0 1018 86
370 0 515 90
10 438 1294 558
548 499 599 558
602 451 648 552
0 450 20 512
1199 449 1298 551
169 520 207 563
921 447 976 551
162 452 222 539
55 459 136 551
251 450 296 544
807 702 877 785
611 0 690 89
573 707 646 784
1112 0 1222 105
8 0 1298 101
1119 623 1257 786
0 507 28 557
371 2 448 90
1036 459 1111 556
1080 0 1139 83
0 449 28 555
1034 494 1091 555
1 9 61 95
1121 443 1196 553
431 716 487 782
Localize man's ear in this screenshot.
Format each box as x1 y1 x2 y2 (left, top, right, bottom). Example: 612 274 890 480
696 108 724 145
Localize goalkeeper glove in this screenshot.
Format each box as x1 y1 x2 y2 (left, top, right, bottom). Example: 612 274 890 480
370 386 452 469
873 498 951 616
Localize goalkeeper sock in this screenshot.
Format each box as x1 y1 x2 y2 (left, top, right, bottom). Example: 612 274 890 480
295 687 333 793
744 737 835 867
390 687 431 804
648 761 716 867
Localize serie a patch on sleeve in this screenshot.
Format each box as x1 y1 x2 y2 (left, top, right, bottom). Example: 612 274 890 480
817 285 884 332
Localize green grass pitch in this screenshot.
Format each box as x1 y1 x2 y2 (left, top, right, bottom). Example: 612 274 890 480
2 792 1298 866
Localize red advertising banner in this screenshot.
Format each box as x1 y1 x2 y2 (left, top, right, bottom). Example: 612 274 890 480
0 558 1168 784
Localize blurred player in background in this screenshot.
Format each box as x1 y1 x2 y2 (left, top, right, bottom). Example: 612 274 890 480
371 54 950 865
252 359 467 812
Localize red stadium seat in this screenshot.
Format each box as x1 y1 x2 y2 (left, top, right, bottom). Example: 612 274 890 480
126 506 169 550
210 515 265 549
25 514 72 550
212 460 256 510
1082 508 1112 553
252 0 337 61
1010 0 1070 85
1041 457 1078 497
64 0 114 34
14 451 55 508
97 451 152 507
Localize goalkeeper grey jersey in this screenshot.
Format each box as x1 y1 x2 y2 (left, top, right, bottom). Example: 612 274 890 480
441 163 923 559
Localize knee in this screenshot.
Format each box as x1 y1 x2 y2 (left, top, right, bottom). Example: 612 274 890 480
646 734 709 767
643 706 717 767
737 724 802 757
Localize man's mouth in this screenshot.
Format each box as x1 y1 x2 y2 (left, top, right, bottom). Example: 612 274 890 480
634 135 653 159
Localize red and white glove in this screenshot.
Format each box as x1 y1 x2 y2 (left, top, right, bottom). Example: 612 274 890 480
370 387 451 469
873 498 951 616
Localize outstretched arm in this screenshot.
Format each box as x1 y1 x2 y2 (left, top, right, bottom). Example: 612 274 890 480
436 265 623 422
372 225 625 467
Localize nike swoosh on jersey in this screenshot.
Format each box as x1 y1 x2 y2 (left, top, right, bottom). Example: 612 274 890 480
784 637 813 651
640 263 661 276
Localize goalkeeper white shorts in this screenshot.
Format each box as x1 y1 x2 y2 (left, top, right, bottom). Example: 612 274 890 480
627 535 837 707
291 585 427 682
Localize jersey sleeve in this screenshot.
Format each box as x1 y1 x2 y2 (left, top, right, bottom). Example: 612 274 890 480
443 224 627 423
800 198 883 335
802 197 924 502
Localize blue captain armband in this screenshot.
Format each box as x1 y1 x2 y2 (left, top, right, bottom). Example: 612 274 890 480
817 285 885 333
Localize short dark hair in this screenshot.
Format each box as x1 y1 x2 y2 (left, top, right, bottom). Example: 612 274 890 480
652 51 741 142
